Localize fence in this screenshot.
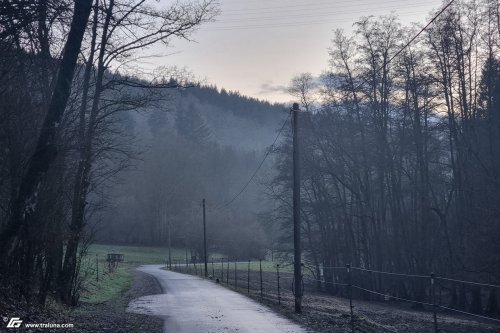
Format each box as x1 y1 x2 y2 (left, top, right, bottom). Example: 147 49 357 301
168 259 500 332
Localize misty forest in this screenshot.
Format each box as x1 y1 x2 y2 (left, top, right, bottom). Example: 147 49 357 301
1 0 500 332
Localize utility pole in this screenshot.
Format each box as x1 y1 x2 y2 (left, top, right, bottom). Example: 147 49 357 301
203 198 208 278
185 236 188 273
168 217 172 270
292 102 302 313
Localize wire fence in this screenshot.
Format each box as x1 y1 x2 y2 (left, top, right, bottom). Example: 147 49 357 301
168 259 500 332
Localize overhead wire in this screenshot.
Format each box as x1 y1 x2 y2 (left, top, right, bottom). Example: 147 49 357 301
202 0 439 32
219 1 436 19
306 0 457 169
386 0 456 64
343 0 457 94
206 10 432 31
221 0 436 15
213 111 291 210
208 1 455 209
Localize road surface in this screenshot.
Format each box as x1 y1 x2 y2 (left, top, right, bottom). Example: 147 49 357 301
127 265 309 333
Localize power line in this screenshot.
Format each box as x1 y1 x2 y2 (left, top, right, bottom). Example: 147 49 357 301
351 0 456 92
205 10 432 32
214 112 291 210
212 0 456 209
221 0 436 15
387 0 456 64
206 7 434 32
220 0 436 18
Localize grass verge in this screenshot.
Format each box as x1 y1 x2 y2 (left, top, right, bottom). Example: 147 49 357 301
80 244 185 304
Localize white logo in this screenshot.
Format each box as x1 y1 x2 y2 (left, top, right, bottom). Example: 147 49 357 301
6 317 23 328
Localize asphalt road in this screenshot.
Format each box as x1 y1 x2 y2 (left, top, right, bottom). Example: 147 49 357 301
127 265 309 333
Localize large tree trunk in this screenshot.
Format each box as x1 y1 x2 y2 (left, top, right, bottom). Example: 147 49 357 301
60 0 113 304
0 0 93 298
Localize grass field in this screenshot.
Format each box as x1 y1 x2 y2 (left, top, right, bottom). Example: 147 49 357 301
80 244 186 304
87 244 186 265
165 259 294 278
200 259 294 273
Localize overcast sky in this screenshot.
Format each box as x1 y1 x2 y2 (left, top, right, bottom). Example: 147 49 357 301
148 0 444 103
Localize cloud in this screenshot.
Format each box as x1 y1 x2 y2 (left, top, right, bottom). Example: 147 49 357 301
258 81 288 95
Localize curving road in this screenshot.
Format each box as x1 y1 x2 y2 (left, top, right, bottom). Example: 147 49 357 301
127 265 309 333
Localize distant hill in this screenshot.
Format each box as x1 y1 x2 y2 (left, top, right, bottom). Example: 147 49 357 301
98 84 287 255
141 84 286 151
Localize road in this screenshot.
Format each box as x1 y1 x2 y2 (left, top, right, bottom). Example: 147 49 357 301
127 265 309 333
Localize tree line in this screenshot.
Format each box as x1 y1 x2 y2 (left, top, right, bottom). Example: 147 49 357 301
268 0 500 314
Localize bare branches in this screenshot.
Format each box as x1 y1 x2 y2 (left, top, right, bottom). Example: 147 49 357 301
102 0 219 68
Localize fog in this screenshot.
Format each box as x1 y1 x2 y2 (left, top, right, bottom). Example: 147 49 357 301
97 85 286 259
1 0 500 330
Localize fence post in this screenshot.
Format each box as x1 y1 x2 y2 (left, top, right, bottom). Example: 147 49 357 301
431 272 438 333
347 264 354 333
277 264 281 305
221 258 224 282
226 258 229 285
211 259 214 278
96 254 99 283
248 260 250 294
260 259 263 300
235 259 238 289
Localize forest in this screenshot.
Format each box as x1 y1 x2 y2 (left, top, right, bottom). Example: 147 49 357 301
98 85 285 258
0 0 220 306
268 0 500 315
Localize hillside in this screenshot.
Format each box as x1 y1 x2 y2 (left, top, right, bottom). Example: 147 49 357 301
97 85 287 257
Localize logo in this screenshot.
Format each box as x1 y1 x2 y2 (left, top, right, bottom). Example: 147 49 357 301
6 317 23 328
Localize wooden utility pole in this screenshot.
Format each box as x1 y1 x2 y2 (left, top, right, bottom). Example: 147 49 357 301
185 238 188 272
203 198 208 277
168 217 172 270
292 102 302 313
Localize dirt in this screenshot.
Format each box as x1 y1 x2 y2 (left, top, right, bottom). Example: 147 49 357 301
1 270 163 333
68 270 163 333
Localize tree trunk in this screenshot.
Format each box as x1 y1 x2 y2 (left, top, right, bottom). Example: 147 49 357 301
60 0 114 304
0 0 93 298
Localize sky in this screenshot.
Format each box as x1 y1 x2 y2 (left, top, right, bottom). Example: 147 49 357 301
148 0 445 103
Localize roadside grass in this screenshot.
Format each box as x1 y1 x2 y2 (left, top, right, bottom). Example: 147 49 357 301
79 244 185 305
